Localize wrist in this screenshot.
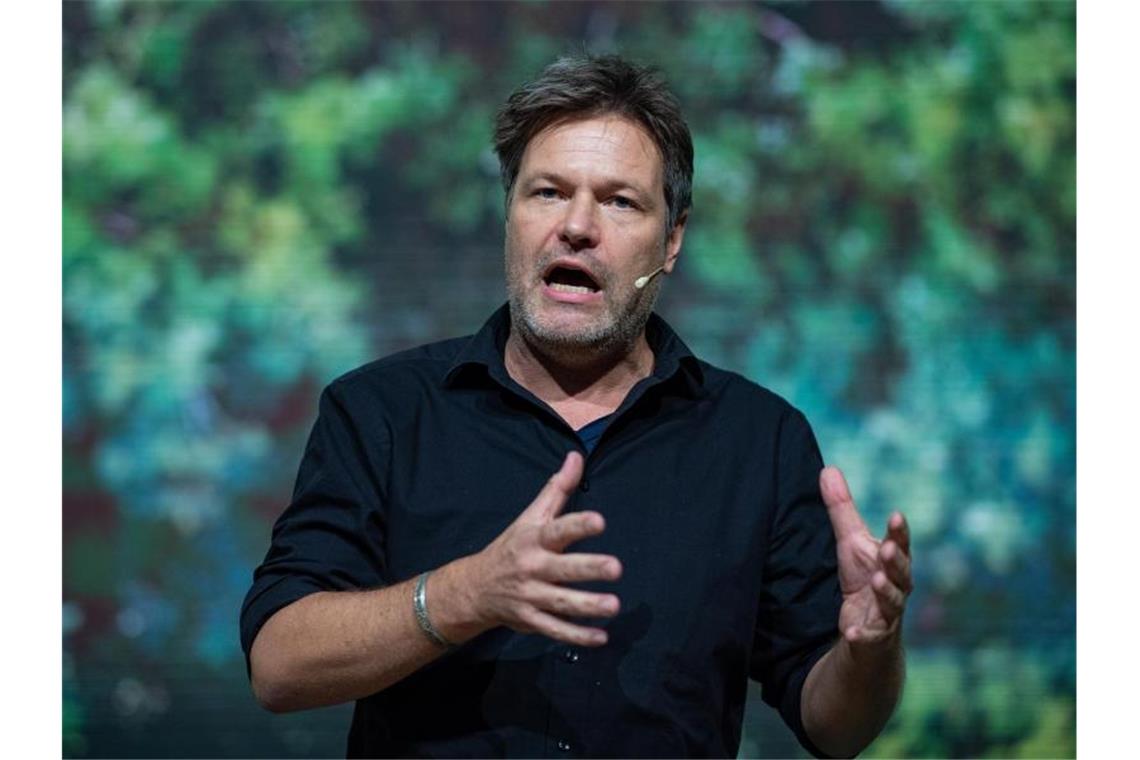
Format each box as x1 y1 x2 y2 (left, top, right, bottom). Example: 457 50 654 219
413 571 455 648
422 555 492 645
837 625 904 672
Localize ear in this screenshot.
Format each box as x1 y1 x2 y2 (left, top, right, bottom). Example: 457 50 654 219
663 210 689 274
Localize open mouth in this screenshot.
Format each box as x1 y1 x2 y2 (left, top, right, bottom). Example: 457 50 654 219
543 265 602 294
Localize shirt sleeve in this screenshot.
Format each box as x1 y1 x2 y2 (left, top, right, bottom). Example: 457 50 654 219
239 381 389 674
750 407 841 758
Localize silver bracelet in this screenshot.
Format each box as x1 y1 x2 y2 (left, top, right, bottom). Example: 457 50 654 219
413 570 453 649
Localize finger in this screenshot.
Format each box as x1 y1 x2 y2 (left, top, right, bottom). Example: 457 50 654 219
519 606 610 647
521 452 584 523
528 582 621 619
871 571 906 622
541 553 623 584
819 466 869 541
879 541 913 594
886 511 911 557
540 511 606 552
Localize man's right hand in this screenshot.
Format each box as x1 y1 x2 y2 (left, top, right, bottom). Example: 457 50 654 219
437 451 622 647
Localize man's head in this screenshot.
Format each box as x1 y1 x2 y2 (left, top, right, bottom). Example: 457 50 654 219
495 54 694 232
494 54 693 360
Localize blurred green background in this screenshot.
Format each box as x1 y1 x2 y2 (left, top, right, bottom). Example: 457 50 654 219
62 1 1075 757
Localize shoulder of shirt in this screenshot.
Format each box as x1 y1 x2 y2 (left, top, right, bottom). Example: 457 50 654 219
323 334 473 397
690 356 809 424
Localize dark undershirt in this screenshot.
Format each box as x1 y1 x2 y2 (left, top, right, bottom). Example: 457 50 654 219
575 413 613 454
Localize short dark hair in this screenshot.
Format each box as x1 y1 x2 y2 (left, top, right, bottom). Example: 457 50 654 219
493 54 693 231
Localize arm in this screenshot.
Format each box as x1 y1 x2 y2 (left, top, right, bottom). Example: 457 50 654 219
801 467 912 757
249 561 466 713
249 451 623 713
801 630 905 757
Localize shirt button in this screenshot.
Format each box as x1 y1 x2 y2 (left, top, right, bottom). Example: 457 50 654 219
557 740 572 752
579 479 590 492
563 648 580 663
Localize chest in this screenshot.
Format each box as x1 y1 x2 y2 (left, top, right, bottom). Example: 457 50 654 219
376 394 779 633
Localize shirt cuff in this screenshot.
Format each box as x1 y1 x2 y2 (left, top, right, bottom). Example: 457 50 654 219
781 635 840 759
239 575 326 677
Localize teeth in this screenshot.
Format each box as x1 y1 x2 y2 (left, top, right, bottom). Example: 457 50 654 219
549 282 595 294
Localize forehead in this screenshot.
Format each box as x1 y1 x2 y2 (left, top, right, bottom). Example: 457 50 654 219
518 115 664 191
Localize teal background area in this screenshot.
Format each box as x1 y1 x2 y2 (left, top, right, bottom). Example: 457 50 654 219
62 1 1075 757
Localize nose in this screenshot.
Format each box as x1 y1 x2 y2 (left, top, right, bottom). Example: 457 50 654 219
559 192 599 250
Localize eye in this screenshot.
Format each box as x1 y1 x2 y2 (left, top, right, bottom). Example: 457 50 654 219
610 195 638 210
535 187 560 200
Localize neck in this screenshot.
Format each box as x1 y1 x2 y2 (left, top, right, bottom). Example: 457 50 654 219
504 327 655 421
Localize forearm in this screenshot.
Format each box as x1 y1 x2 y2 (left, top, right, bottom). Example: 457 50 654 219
800 633 905 757
249 555 486 713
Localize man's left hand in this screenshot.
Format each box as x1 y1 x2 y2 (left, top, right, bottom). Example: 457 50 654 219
820 466 913 646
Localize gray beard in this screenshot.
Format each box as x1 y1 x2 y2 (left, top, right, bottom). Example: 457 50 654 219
506 279 660 364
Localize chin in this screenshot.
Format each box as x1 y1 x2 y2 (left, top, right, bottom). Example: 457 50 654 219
508 279 657 355
516 303 649 360
525 313 616 349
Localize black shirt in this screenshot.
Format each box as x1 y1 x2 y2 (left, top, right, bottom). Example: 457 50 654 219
240 304 840 758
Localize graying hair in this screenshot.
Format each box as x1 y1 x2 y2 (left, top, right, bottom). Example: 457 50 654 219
493 54 693 231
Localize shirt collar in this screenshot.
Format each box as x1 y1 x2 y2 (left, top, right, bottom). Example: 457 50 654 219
443 302 705 396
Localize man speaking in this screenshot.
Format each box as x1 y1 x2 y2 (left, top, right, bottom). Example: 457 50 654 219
240 54 912 758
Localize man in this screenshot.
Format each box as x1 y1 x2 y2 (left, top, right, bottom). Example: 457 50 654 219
241 54 912 758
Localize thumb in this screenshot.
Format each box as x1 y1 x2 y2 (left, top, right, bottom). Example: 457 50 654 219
819 466 867 541
520 451 584 523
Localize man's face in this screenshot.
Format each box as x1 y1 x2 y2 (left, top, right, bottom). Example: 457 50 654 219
504 115 685 355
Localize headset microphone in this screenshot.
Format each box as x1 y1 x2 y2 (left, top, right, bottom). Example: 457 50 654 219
634 266 666 290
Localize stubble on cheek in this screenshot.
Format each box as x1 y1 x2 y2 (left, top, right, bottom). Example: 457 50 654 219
502 213 665 353
506 260 657 355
